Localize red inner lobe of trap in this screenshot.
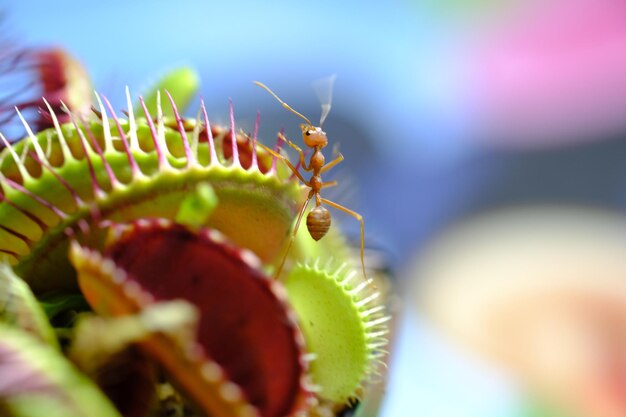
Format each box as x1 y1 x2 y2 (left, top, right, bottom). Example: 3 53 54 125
106 224 302 417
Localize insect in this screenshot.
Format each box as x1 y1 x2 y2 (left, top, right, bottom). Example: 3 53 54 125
254 79 367 280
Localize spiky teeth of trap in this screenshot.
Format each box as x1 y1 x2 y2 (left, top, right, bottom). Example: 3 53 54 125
284 262 390 404
0 90 305 292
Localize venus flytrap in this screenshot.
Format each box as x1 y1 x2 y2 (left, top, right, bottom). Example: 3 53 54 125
0 64 389 416
0 48 92 140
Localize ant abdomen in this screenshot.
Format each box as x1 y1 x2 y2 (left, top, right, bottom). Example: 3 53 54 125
307 206 331 241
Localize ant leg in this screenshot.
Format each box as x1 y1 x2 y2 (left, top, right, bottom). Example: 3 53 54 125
320 198 367 280
274 193 313 280
322 180 338 188
278 132 310 171
320 152 344 173
256 142 309 185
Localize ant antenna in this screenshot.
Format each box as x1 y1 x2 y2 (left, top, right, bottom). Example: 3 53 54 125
313 74 337 127
253 81 314 126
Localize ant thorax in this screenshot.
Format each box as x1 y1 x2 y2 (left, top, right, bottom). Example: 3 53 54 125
310 150 325 171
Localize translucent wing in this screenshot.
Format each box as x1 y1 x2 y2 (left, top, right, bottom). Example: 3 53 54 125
312 74 337 127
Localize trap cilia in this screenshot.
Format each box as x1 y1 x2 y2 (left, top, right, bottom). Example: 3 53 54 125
0 51 391 417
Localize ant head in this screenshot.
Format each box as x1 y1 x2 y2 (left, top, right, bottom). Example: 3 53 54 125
300 124 327 148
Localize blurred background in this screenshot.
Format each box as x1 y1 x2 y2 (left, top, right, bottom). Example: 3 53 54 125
5 0 626 415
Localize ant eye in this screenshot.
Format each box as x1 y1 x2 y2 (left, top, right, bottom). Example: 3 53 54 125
305 131 311 136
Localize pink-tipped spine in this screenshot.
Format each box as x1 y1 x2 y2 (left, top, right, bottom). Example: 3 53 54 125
139 96 169 170
250 111 260 170
3 177 67 219
101 95 141 177
228 99 240 168
270 128 285 174
165 91 194 167
0 224 33 248
0 134 30 181
66 112 104 199
28 151 84 207
200 99 217 165
0 192 49 231
76 114 119 190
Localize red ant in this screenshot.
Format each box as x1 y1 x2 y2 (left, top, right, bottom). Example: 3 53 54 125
254 79 367 280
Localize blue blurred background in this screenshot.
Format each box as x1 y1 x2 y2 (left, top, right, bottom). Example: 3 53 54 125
7 0 626 416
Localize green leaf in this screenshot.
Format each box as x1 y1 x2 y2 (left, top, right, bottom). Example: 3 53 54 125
137 66 200 117
39 292 90 321
0 324 122 417
0 264 57 348
175 182 218 228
